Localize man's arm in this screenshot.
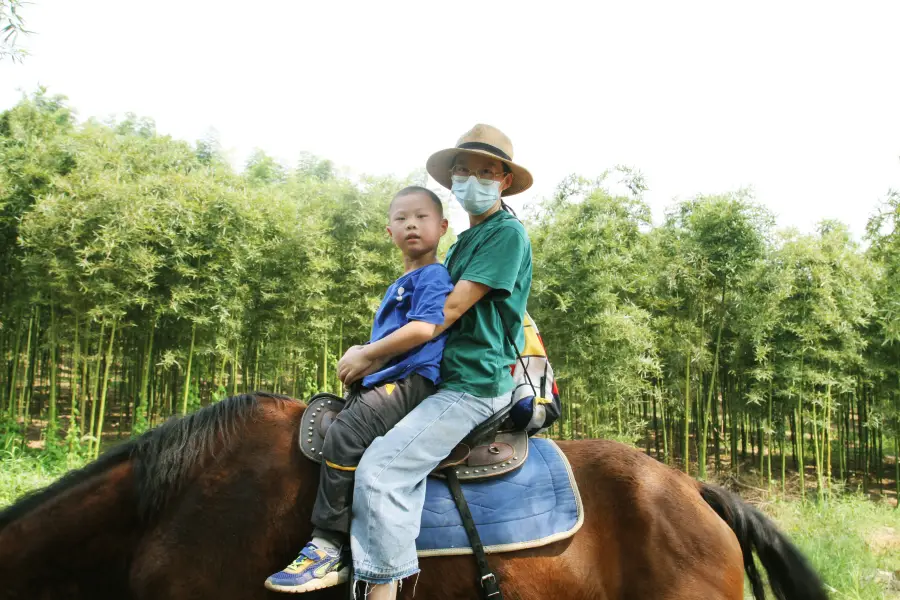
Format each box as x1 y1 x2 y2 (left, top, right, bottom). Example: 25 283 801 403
364 280 488 359
338 280 490 384
432 280 490 336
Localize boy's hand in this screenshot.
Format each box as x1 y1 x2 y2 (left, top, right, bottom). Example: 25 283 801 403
338 345 379 385
338 320 437 385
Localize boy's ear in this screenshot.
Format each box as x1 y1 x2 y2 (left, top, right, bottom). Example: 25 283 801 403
386 225 393 238
440 218 449 235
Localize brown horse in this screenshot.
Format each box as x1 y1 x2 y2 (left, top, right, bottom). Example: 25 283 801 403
0 392 827 600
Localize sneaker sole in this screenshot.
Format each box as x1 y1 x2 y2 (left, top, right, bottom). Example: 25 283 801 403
265 566 350 593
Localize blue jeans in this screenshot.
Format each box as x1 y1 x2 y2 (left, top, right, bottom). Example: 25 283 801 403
349 388 512 584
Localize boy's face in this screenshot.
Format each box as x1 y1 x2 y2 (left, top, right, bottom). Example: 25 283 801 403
387 192 448 259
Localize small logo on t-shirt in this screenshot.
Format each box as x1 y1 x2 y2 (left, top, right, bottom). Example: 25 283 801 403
396 286 405 302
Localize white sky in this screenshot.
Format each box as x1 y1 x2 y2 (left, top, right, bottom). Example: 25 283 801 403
2 0 898 238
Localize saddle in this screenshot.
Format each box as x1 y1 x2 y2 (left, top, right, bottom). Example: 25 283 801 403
298 393 529 481
298 392 531 600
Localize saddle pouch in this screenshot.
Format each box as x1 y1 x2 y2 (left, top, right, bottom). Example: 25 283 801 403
298 393 345 464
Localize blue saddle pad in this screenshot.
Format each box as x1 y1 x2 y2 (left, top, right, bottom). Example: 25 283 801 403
416 438 583 556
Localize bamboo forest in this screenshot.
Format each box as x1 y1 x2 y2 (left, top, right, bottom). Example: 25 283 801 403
1 90 898 510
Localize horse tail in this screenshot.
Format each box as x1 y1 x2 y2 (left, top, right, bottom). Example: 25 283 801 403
699 483 828 600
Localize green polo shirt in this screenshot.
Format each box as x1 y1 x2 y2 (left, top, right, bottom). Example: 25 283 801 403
440 210 532 398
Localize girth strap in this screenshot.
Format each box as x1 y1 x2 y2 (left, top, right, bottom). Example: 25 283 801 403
444 467 503 600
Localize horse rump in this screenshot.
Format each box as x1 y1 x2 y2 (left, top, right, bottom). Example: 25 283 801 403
699 484 828 600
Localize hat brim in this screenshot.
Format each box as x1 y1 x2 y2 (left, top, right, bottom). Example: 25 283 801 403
426 147 533 197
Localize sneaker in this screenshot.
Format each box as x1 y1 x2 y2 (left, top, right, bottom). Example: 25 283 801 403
264 543 349 593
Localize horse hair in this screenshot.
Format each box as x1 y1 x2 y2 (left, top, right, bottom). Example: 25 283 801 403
0 392 298 530
699 484 829 600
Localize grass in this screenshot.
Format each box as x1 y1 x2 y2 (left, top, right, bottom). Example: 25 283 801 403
2 450 899 599
0 427 87 508
0 449 69 507
759 496 900 599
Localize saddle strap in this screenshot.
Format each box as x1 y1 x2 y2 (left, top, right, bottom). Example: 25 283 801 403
444 468 503 600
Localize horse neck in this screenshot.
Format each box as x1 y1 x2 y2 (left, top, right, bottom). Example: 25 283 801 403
0 459 141 598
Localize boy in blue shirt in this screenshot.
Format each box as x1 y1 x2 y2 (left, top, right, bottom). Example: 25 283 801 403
266 186 454 593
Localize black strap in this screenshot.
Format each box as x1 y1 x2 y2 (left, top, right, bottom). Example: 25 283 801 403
444 467 503 600
345 556 356 600
345 484 356 600
457 141 512 162
496 306 538 396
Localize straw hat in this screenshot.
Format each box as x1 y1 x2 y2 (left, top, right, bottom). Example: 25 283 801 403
426 124 533 196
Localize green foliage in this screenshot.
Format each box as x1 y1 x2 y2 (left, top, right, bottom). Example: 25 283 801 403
866 190 900 439
0 416 87 507
530 178 659 439
763 495 900 599
0 89 897 513
0 0 28 62
0 90 409 451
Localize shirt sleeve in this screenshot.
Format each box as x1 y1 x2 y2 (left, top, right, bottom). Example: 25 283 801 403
407 265 454 325
459 224 527 299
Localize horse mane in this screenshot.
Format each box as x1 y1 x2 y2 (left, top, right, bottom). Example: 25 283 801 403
0 392 298 530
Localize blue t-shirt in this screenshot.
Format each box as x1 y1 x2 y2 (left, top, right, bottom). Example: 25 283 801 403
362 263 454 388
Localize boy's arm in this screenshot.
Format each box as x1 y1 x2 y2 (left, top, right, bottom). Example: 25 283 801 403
338 280 490 385
337 320 435 385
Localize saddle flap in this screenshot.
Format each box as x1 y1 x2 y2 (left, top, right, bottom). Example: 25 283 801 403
468 442 514 466
298 393 345 463
435 443 471 471
431 431 529 482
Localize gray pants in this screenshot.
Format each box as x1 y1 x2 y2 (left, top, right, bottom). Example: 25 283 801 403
310 374 435 538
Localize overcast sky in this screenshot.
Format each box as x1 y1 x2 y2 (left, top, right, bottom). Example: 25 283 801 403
2 0 898 237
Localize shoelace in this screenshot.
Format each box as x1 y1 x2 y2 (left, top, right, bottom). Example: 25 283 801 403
289 555 312 570
288 545 321 570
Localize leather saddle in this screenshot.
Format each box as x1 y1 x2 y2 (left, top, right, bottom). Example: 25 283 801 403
298 392 529 481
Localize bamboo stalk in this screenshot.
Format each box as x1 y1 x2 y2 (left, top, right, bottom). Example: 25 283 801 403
253 341 260 392
8 317 24 418
26 305 41 429
812 395 824 504
92 320 117 459
767 377 773 495
825 381 832 497
683 351 691 475
322 333 328 395
0 327 7 414
87 321 105 447
231 338 238 397
48 302 58 439
136 318 156 432
181 323 196 415
79 320 90 435
69 313 80 451
780 403 787 498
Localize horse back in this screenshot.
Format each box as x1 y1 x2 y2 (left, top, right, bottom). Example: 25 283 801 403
553 439 745 600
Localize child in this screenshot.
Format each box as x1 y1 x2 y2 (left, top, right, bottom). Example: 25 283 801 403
265 185 454 593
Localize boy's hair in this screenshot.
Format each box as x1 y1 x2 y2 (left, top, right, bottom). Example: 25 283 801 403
391 186 444 218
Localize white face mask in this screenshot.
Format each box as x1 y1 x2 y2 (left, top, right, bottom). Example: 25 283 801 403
450 175 501 215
